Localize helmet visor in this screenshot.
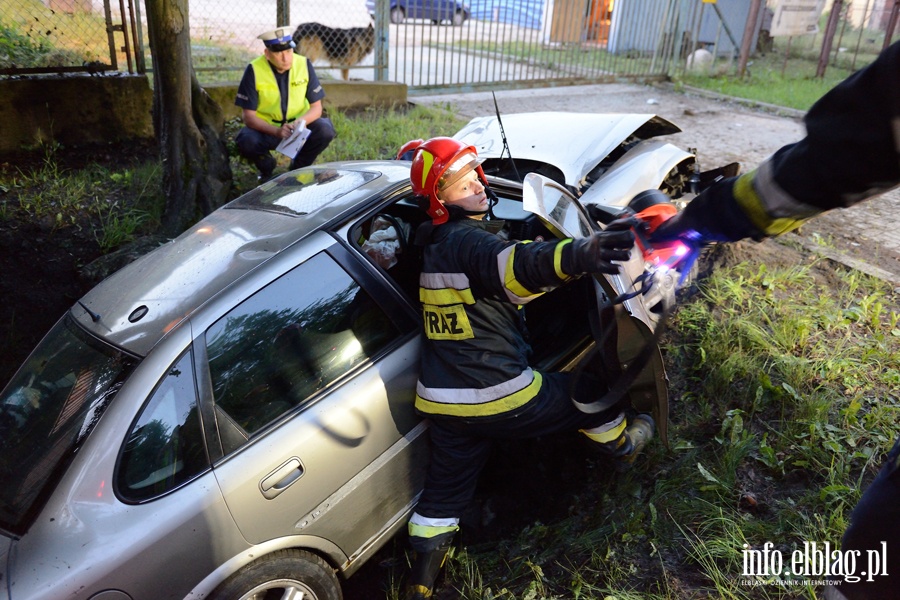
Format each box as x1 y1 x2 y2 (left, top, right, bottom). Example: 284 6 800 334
437 152 482 192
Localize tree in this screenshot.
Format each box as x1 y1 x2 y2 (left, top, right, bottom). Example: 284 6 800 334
144 0 232 235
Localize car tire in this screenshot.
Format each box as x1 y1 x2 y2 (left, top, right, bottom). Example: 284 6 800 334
209 549 342 600
390 7 405 24
452 11 465 26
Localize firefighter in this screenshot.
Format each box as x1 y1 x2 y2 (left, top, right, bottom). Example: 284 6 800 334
404 136 654 598
652 40 900 600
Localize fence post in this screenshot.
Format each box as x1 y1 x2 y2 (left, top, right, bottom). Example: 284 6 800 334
885 0 900 50
277 0 290 28
816 0 843 77
374 0 389 81
737 0 763 77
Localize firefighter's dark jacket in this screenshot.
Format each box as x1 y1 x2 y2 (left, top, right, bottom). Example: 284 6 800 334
414 217 577 418
683 40 900 241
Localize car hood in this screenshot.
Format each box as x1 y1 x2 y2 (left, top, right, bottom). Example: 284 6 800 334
454 112 681 188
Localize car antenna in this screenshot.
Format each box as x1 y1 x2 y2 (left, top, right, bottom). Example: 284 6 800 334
78 300 101 323
491 91 520 182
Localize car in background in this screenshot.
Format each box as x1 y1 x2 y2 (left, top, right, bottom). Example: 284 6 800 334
367 0 470 25
0 112 711 599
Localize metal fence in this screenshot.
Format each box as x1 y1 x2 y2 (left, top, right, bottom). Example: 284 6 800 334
1 0 143 75
2 0 896 89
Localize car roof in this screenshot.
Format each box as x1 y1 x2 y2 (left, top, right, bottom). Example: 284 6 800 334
73 161 412 357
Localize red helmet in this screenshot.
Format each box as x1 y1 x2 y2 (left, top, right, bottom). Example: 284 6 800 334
410 137 487 225
396 138 424 160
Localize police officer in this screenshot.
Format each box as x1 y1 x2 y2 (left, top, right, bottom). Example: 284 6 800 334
235 27 336 181
404 137 654 598
653 40 900 600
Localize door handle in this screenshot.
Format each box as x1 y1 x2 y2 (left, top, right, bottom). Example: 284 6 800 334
259 457 304 499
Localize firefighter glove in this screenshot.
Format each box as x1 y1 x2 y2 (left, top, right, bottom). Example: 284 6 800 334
650 176 764 245
562 228 634 275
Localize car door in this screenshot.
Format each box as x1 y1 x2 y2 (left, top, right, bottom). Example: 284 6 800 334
522 173 671 444
205 241 426 561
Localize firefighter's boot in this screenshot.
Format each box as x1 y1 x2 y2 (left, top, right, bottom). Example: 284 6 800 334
406 534 454 599
593 413 655 471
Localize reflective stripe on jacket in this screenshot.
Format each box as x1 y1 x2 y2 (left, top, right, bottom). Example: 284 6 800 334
415 218 574 418
249 55 311 126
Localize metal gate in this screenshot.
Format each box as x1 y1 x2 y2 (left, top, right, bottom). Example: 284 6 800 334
370 0 680 92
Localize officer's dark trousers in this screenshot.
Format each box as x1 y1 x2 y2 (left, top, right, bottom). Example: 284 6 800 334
235 117 336 172
415 370 622 522
830 436 900 599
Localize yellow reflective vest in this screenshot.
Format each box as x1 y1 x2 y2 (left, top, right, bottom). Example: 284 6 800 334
249 55 310 126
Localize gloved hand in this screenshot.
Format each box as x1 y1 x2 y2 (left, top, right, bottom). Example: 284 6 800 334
649 176 763 245
562 227 635 275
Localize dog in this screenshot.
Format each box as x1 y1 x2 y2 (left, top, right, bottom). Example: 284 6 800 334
292 22 375 80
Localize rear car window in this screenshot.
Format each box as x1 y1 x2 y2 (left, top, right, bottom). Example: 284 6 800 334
0 316 137 535
117 350 207 502
227 168 379 216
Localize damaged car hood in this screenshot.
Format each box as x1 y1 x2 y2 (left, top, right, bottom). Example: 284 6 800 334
454 112 681 188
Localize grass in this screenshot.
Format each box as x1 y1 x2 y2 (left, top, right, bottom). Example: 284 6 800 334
450 40 669 80
427 242 899 598
0 140 158 251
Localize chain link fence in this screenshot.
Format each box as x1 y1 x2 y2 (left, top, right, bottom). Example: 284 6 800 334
2 0 896 89
1 0 142 75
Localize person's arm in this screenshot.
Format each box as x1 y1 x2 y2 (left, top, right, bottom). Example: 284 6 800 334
299 100 323 125
300 59 326 126
459 225 633 304
654 40 900 244
242 108 294 139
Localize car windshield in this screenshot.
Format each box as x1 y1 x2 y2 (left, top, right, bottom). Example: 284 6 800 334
0 315 137 536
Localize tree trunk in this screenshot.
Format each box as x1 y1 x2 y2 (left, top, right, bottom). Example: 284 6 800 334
145 0 232 236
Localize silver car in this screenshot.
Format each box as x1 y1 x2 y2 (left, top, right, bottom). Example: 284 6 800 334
0 113 711 599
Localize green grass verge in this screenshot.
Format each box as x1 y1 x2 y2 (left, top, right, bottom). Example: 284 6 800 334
433 242 899 599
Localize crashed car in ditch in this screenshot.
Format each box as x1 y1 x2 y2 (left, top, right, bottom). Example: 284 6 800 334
0 112 735 600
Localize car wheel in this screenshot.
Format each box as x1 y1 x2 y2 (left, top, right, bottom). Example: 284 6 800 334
209 549 342 600
452 11 465 26
390 7 405 24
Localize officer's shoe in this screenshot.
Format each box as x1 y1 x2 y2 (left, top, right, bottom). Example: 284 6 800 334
596 413 655 471
255 154 276 183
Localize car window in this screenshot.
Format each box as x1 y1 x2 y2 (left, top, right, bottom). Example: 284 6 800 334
0 316 137 534
118 350 207 502
352 199 426 303
206 251 402 450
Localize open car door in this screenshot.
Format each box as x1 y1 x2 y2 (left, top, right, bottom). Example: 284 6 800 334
521 173 671 446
